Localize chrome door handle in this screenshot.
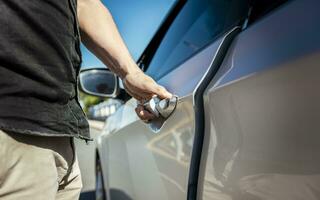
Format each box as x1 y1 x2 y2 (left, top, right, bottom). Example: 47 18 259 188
143 95 178 119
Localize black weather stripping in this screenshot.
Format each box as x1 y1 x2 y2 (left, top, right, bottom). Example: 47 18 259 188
187 27 241 200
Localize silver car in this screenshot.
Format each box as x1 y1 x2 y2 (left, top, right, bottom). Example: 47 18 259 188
80 0 320 199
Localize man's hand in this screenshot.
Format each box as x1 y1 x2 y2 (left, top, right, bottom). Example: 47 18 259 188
122 69 172 122
122 70 172 101
77 0 171 122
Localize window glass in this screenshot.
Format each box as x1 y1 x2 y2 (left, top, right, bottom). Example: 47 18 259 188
146 0 249 80
249 0 288 24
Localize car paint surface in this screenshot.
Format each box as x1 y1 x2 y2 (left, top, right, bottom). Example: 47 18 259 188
97 36 226 199
200 0 320 199
95 0 320 199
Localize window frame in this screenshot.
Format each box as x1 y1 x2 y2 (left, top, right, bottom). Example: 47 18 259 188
136 0 187 72
142 0 250 80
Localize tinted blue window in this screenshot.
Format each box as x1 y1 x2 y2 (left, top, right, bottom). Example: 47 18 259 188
146 0 248 80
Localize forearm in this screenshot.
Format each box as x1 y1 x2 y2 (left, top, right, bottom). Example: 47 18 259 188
77 0 140 79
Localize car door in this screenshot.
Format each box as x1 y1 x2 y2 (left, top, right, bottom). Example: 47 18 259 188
200 0 320 199
100 0 250 199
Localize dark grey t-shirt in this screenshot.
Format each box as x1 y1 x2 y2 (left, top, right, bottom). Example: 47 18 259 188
0 0 90 139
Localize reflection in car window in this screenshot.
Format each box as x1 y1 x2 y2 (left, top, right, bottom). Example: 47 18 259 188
146 0 249 80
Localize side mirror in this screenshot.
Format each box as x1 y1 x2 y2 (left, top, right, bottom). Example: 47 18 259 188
79 68 119 98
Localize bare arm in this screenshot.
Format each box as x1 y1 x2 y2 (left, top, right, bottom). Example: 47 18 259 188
77 0 171 120
77 0 134 79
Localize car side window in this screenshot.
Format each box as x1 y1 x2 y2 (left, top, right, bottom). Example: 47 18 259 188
146 0 249 80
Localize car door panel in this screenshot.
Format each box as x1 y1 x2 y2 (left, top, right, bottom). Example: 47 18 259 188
158 37 224 98
200 0 320 199
100 33 232 200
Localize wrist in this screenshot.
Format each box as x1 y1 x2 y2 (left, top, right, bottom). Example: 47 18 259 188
118 61 142 80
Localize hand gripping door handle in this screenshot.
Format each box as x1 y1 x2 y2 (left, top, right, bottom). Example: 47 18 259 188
143 95 179 133
143 95 178 119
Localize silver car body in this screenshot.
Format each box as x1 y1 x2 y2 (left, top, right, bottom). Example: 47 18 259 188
96 0 320 199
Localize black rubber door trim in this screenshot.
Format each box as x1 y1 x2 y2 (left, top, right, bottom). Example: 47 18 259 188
187 27 241 200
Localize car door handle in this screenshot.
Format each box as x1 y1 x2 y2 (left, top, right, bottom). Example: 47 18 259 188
143 95 179 133
143 95 178 119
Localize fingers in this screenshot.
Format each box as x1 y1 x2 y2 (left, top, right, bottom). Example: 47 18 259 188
152 85 172 99
123 78 154 101
123 71 172 101
141 77 172 99
131 77 172 99
124 72 173 123
124 81 146 101
135 105 156 121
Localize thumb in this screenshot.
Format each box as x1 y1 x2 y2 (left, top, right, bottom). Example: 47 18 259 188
152 84 172 99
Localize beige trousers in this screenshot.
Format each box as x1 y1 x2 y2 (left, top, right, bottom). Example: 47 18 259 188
0 130 82 200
